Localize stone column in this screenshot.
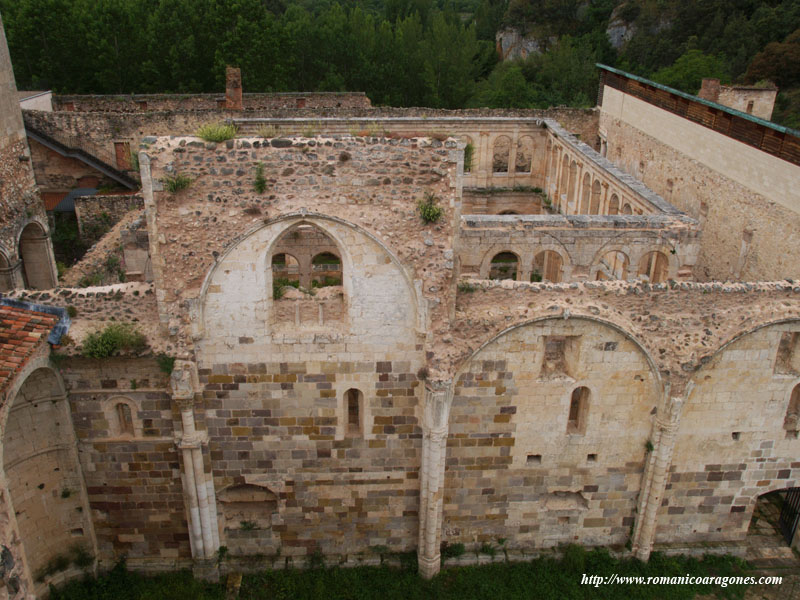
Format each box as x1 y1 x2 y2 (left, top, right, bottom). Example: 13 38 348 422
171 361 219 566
631 390 686 561
417 381 453 579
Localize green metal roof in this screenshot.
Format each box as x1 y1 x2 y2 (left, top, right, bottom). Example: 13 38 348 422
596 63 800 138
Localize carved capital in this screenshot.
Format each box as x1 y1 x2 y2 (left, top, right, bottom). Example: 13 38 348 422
170 359 199 401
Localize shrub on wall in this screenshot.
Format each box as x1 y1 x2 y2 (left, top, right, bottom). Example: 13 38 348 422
82 323 147 358
197 122 237 142
161 173 192 194
417 192 443 224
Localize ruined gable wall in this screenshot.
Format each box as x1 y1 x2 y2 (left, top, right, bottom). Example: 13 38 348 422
600 85 800 281
27 138 119 192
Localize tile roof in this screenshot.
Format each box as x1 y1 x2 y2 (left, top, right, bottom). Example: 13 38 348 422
0 305 58 394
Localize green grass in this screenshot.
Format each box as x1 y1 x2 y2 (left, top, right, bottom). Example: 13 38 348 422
49 549 750 600
162 173 192 193
197 122 237 143
82 323 147 358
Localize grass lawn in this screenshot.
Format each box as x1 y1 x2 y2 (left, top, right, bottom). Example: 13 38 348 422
49 547 751 600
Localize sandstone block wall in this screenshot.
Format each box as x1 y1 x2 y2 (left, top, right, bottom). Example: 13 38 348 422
600 84 800 281
61 357 190 567
445 318 658 550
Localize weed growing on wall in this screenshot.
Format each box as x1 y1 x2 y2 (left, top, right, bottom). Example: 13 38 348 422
82 323 147 358
156 353 176 375
417 192 443 224
162 173 192 194
253 163 268 194
197 122 237 142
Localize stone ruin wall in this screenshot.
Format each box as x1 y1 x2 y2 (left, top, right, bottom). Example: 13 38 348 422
599 85 800 283
52 92 372 113
458 213 699 283
74 194 144 238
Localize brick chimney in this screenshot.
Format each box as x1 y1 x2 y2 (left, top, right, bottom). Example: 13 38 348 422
225 66 242 110
698 78 720 102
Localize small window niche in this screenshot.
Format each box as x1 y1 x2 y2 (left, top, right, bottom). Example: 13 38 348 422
783 384 800 433
775 332 799 375
104 397 139 439
567 387 590 435
344 388 364 437
540 335 580 380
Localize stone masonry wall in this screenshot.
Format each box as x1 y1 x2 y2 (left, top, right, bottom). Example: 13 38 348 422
600 86 800 281
27 138 119 193
53 92 371 113
60 357 190 567
458 214 699 282
74 194 144 239
142 135 459 380
444 318 658 551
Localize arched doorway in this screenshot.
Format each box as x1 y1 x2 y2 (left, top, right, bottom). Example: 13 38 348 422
19 223 56 289
747 489 800 568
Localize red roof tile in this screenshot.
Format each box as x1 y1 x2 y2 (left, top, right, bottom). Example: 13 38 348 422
0 305 58 394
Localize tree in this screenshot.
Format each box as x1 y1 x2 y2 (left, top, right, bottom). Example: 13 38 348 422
651 49 729 94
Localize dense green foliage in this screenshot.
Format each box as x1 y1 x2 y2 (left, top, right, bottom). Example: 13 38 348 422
50 548 750 599
82 323 147 358
1 0 798 125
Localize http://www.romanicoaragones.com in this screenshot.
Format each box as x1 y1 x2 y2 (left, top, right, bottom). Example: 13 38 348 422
581 573 782 588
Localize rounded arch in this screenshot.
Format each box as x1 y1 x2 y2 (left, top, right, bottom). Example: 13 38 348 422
637 250 670 283
488 251 520 281
0 247 13 292
102 395 140 438
580 173 591 214
515 135 533 174
593 249 630 281
198 211 423 339
492 135 511 173
461 135 475 173
567 160 579 211
453 314 663 388
608 193 620 215
18 219 56 289
590 180 602 214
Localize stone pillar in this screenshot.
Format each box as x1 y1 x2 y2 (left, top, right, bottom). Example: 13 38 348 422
225 66 242 111
171 360 219 568
631 390 686 561
417 381 453 579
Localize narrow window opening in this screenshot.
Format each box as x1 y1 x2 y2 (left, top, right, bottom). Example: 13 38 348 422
775 332 799 375
345 388 363 436
527 454 542 465
567 386 590 434
587 453 597 462
783 384 800 432
746 100 754 114
116 402 134 436
731 432 741 441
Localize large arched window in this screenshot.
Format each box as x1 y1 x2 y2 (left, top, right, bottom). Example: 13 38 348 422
532 250 563 283
638 251 669 283
489 252 519 280
492 136 511 173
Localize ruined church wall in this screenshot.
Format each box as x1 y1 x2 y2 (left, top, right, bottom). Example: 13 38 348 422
444 318 658 550
600 86 800 281
61 357 191 566
656 322 800 547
